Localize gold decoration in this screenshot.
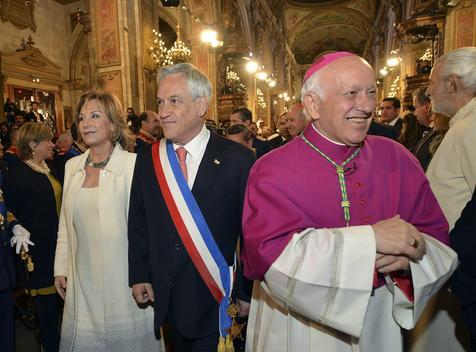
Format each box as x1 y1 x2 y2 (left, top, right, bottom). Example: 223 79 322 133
217 336 226 352
227 302 239 317
227 319 245 341
225 334 234 352
20 249 34 272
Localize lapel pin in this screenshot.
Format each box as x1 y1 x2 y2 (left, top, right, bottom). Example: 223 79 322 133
214 159 220 165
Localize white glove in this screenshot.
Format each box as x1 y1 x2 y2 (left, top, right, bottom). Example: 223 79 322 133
11 224 34 254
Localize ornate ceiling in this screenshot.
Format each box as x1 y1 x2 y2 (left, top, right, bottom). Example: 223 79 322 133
284 0 378 65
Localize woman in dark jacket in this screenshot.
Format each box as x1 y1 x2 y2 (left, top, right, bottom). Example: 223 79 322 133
3 122 61 352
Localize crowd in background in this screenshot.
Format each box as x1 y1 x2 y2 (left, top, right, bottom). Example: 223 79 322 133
0 47 474 352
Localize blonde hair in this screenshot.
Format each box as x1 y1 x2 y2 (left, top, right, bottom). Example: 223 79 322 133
76 90 134 151
17 122 53 160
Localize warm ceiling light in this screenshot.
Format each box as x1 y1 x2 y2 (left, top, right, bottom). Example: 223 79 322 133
268 79 276 88
210 39 223 48
246 61 258 73
379 67 388 76
200 29 217 43
386 51 400 67
256 70 268 80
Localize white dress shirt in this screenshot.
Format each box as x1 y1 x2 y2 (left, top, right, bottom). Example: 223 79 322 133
173 124 210 189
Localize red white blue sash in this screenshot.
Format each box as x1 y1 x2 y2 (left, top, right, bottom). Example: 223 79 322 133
151 139 233 337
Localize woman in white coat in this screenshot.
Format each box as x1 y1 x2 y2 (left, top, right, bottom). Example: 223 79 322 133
54 90 162 351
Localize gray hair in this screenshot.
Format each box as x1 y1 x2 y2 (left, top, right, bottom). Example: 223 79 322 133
434 47 476 94
412 86 431 105
301 71 324 101
157 63 212 102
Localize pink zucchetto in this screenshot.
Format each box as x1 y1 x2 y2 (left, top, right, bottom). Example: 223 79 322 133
303 52 355 83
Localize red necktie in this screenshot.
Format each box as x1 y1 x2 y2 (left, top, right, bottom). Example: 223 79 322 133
176 147 188 182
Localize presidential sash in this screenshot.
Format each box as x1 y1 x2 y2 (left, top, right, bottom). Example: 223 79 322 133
151 139 233 340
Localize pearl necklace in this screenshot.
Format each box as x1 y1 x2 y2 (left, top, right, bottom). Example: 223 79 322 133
24 159 50 174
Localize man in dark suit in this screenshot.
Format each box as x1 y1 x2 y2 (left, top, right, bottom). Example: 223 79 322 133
25 102 44 123
0 200 16 352
412 86 438 171
268 111 291 149
367 120 398 140
229 107 271 158
379 97 403 136
450 189 476 351
0 195 32 352
128 63 255 352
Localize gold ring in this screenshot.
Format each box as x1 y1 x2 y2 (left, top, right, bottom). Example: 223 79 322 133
411 239 419 248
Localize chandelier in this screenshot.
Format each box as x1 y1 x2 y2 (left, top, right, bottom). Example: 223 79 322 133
149 7 191 69
167 23 191 64
150 29 173 67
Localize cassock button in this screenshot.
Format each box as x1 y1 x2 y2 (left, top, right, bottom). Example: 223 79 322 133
355 182 363 188
360 199 367 205
363 216 371 222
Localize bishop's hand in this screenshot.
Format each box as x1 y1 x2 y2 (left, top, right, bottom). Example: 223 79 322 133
372 215 426 261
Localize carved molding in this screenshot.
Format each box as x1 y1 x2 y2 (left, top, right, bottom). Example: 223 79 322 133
0 48 63 86
99 70 123 105
0 0 36 32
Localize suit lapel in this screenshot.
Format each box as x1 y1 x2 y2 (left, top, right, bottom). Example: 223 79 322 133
192 133 222 203
415 129 436 154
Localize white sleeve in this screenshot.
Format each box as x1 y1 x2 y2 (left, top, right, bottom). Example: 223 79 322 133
387 234 458 329
54 160 74 278
263 225 376 338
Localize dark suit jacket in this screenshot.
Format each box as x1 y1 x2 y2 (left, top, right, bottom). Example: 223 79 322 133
413 129 439 171
451 189 476 335
134 138 152 154
3 161 59 289
252 136 272 158
25 111 44 123
268 134 288 149
393 117 403 137
367 121 398 140
0 200 16 292
128 132 255 338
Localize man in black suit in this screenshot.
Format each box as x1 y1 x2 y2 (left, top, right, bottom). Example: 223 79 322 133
128 63 255 352
450 189 476 351
0 196 32 352
230 107 271 158
366 119 398 140
0 202 16 352
379 97 403 136
25 102 44 123
268 111 291 149
412 86 438 171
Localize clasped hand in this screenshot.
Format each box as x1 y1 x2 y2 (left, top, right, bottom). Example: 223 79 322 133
132 283 154 306
371 215 426 274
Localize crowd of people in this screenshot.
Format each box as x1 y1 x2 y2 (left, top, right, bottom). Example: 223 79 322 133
0 46 474 352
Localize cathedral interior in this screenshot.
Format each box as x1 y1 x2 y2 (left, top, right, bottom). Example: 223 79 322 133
1 1 476 351
0 0 474 133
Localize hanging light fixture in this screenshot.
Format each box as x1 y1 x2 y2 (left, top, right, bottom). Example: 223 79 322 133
150 29 173 68
149 7 191 69
386 50 400 68
166 7 191 64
